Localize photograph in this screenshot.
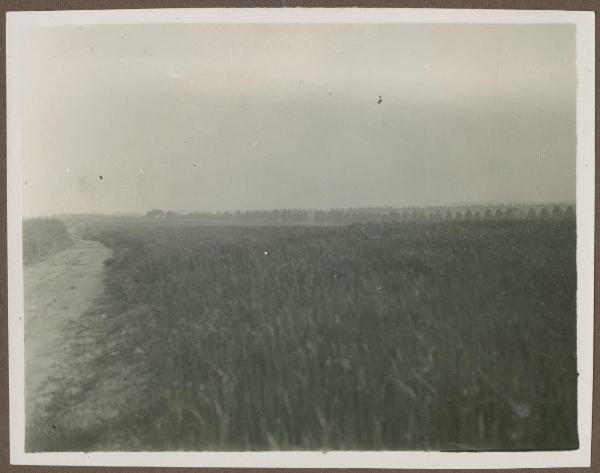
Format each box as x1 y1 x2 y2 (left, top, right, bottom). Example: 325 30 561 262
6 7 595 469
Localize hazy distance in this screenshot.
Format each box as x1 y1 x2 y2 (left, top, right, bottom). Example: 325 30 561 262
18 22 576 217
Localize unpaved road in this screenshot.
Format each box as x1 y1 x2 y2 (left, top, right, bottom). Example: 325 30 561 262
24 231 112 434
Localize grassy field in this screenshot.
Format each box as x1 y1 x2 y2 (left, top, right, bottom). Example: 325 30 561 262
22 218 72 265
33 217 577 452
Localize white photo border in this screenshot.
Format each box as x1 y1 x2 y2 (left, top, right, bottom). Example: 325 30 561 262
6 7 595 468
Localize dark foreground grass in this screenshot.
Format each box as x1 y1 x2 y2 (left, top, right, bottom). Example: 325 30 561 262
30 219 577 452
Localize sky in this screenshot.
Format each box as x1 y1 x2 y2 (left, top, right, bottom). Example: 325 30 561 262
17 22 576 216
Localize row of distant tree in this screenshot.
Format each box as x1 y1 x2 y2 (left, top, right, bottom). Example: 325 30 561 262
146 204 575 225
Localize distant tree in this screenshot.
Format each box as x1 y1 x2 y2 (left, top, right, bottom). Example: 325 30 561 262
504 208 515 220
166 211 178 218
539 207 550 219
552 205 564 219
564 206 575 220
464 209 474 222
473 210 482 222
494 208 504 220
445 211 454 221
454 211 463 221
430 211 442 222
147 209 165 218
386 209 399 223
527 208 537 220
484 209 494 221
315 211 327 222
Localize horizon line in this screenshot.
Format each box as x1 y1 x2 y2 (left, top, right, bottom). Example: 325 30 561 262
23 200 576 220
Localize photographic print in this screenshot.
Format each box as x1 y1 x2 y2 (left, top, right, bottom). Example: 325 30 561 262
6 8 595 469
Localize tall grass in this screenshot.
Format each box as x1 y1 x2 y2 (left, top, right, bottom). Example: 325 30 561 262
22 218 72 265
31 218 577 452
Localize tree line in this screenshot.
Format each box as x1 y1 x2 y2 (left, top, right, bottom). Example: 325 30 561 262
146 204 575 225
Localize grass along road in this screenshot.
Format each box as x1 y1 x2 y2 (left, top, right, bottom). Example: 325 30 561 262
24 230 112 449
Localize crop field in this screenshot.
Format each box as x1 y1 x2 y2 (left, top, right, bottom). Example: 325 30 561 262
32 216 578 452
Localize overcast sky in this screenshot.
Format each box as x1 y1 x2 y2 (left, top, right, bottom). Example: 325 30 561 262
18 22 576 216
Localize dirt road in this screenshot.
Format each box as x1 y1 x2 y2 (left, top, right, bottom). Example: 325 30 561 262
24 231 112 437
